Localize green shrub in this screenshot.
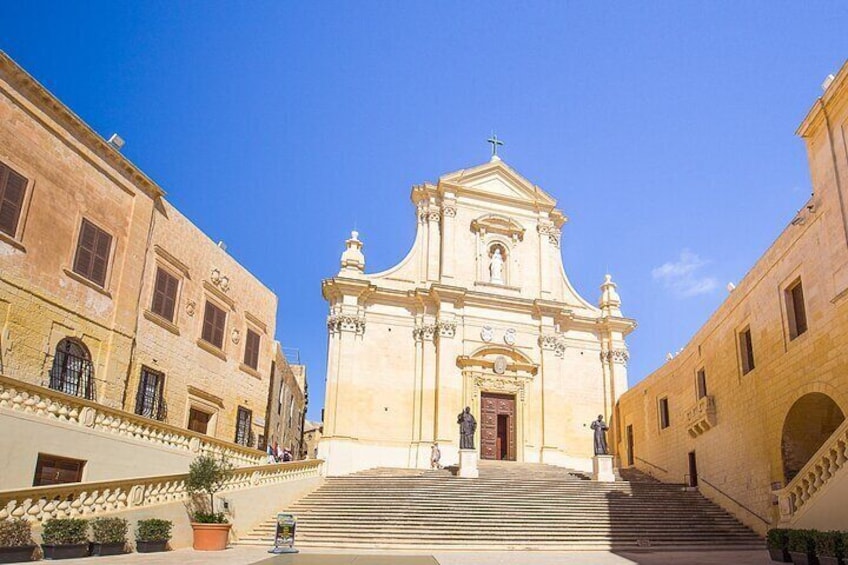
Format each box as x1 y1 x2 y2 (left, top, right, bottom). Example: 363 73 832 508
41 518 88 545
814 530 844 558
767 528 789 550
186 455 232 524
90 517 128 544
0 519 34 547
135 519 172 542
787 529 817 554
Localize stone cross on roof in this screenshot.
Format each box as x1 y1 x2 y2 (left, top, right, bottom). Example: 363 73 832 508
487 133 504 159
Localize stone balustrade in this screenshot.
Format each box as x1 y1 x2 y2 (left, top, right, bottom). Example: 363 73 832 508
0 374 266 467
685 395 716 437
776 417 848 524
0 460 323 524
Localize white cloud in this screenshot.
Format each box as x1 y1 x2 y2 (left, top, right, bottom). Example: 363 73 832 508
652 250 718 298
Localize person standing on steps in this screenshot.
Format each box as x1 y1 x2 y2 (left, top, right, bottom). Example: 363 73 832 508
430 442 442 469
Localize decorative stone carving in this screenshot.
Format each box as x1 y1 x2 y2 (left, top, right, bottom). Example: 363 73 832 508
185 300 197 317
504 328 516 346
417 204 428 224
327 314 366 335
442 204 457 218
537 221 561 248
437 320 456 339
231 328 240 345
413 324 437 342
493 356 507 375
480 326 494 342
428 211 441 223
600 349 630 366
210 268 231 292
489 248 505 284
538 334 566 357
473 374 526 401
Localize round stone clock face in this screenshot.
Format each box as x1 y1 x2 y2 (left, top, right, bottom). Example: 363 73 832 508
504 328 516 345
481 326 494 342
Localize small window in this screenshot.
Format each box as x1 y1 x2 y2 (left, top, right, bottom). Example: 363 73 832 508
659 397 670 429
73 219 112 287
235 406 253 446
786 279 808 340
244 329 261 370
739 327 755 375
696 369 707 399
188 407 212 434
151 267 179 322
0 161 27 238
33 454 85 486
135 367 166 420
201 301 226 349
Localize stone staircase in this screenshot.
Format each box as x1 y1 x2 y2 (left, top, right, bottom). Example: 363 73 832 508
238 461 763 550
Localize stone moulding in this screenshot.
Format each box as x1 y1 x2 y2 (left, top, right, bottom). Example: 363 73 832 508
0 459 323 524
685 395 717 437
0 374 265 467
538 334 566 358
776 416 848 524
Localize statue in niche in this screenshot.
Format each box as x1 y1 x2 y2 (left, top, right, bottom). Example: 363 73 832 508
590 414 609 455
489 247 505 284
457 407 477 449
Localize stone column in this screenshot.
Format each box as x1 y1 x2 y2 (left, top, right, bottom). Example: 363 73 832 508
441 199 456 281
427 209 441 282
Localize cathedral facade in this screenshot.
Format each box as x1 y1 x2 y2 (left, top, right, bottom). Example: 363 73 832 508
319 157 635 476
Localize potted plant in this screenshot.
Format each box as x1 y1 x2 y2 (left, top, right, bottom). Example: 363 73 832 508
788 529 819 565
41 518 89 560
89 518 127 557
0 519 36 563
768 529 792 563
815 531 844 565
135 519 172 553
186 455 233 551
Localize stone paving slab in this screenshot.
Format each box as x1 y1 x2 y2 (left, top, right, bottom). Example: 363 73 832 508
42 546 772 565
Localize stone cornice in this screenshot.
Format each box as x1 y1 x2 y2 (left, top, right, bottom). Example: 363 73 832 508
796 59 848 138
0 51 165 202
596 315 638 336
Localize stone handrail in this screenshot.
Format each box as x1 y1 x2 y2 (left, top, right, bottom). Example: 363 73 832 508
0 460 323 523
776 417 848 524
0 374 266 467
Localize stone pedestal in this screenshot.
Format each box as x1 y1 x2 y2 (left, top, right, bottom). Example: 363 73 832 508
592 454 615 482
457 448 479 479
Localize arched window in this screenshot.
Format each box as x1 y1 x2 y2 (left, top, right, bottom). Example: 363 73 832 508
49 338 94 400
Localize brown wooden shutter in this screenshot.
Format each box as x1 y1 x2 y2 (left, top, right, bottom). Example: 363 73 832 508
152 268 178 321
244 329 260 369
0 162 27 237
202 301 226 349
73 219 112 286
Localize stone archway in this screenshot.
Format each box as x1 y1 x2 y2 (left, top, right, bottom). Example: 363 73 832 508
781 392 845 483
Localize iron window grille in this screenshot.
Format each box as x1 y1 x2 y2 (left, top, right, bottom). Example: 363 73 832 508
49 339 95 400
135 367 166 420
235 406 253 446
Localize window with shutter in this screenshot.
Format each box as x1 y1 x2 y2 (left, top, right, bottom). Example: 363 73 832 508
73 219 112 287
151 267 179 322
0 161 27 238
135 367 166 420
201 301 226 349
244 329 260 369
739 327 755 375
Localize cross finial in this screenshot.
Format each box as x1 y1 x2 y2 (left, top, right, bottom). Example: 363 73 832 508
487 133 504 159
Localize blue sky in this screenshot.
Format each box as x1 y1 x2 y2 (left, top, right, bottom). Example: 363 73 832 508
2 3 846 420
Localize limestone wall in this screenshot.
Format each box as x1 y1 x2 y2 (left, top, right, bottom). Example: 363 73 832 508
615 61 848 535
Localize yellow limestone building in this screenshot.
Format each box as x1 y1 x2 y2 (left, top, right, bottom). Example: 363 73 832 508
319 156 636 476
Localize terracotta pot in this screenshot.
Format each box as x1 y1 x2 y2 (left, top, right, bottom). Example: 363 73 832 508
0 545 36 563
190 523 231 551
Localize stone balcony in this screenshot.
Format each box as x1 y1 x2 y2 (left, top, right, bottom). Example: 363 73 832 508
686 395 717 437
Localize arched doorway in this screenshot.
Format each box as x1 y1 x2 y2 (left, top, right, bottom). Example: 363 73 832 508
49 338 95 399
781 393 845 483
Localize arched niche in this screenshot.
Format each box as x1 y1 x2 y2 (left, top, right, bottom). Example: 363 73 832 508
781 392 845 483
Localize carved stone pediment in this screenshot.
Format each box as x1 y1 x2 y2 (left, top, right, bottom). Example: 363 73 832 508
471 215 526 240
